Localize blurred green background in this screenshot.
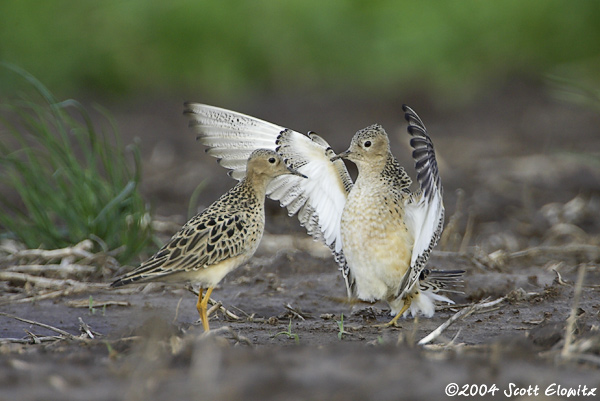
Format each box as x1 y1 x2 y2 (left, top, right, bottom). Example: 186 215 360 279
1 0 599 103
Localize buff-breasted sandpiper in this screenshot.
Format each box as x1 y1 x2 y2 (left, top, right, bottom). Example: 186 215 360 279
111 149 306 331
184 103 463 324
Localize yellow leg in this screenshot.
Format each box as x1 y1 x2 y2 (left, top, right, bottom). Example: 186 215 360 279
196 287 214 332
375 297 412 328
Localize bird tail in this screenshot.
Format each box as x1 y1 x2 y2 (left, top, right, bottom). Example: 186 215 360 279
109 259 167 288
110 275 137 288
418 268 465 294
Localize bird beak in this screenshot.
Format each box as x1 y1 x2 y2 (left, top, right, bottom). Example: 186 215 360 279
330 149 351 162
288 166 307 179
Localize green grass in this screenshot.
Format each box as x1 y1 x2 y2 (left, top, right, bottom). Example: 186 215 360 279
336 313 350 340
0 1 599 102
0 64 153 263
88 295 106 316
273 320 300 345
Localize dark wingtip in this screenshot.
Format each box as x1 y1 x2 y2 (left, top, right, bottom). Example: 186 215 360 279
402 104 420 120
277 128 293 143
183 101 193 114
110 279 124 288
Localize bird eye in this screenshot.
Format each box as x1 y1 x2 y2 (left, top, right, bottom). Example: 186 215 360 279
268 157 276 164
364 140 372 148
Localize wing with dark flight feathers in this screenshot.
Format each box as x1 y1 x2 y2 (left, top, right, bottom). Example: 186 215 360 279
397 105 445 299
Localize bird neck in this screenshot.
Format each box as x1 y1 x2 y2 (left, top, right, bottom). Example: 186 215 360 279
354 153 412 192
240 173 270 200
354 153 388 180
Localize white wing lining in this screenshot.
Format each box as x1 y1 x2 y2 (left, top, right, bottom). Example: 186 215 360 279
399 105 445 296
184 103 282 180
274 129 350 253
184 103 352 259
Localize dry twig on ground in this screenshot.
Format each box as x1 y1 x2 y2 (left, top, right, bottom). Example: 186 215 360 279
0 312 80 341
5 264 97 277
419 297 506 346
1 240 117 266
0 272 106 306
561 263 587 359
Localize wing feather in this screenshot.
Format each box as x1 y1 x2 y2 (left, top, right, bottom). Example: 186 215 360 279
184 103 355 294
184 103 281 179
274 129 351 253
111 203 250 286
398 105 445 297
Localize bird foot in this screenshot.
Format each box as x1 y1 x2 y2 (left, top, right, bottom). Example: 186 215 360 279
374 298 412 328
373 319 402 329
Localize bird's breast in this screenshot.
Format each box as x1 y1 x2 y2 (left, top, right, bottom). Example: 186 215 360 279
340 183 413 301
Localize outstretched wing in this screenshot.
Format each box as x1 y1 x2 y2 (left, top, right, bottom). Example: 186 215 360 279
398 104 445 298
184 103 354 294
275 129 355 296
184 103 281 180
274 129 352 253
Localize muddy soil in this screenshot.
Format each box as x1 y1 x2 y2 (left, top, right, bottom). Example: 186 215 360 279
2 82 600 400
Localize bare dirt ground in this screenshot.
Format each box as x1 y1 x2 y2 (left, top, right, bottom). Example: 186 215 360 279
1 82 600 400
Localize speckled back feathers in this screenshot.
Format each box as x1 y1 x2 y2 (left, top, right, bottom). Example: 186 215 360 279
111 149 296 287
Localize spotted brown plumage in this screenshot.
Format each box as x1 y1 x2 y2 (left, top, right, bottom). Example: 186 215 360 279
184 103 463 323
111 149 306 331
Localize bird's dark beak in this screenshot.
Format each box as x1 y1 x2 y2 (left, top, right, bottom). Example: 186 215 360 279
330 149 351 162
288 166 307 179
